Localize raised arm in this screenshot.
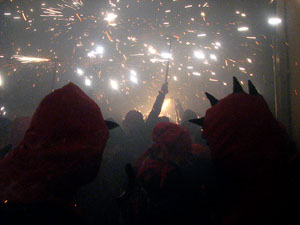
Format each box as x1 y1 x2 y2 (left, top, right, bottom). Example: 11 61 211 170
146 83 168 124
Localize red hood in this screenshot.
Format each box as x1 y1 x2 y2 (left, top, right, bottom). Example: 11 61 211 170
202 92 289 163
0 83 109 203
136 122 192 187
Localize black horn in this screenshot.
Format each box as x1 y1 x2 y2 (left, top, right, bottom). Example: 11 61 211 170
189 117 205 127
233 77 244 93
205 92 219 106
105 120 120 130
248 80 260 96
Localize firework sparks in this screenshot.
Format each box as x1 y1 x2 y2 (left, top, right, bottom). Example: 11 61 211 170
13 55 50 63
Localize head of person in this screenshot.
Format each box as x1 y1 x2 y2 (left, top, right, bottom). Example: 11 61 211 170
182 109 197 123
136 122 192 188
0 83 110 203
122 110 144 135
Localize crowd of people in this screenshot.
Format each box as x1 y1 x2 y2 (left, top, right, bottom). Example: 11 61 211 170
0 77 299 225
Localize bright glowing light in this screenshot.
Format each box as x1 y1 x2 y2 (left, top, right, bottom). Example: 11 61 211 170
95 46 104 54
87 51 95 58
110 80 118 90
210 54 217 61
130 75 138 84
268 17 282 26
215 42 221 47
148 46 157 54
77 68 84 76
0 76 3 87
241 13 246 17
85 78 91 86
197 33 207 37
88 46 103 58
130 70 137 76
192 72 201 76
13 55 50 63
237 26 249 32
173 76 178 81
4 13 11 16
247 58 252 63
161 52 172 59
187 66 194 70
194 51 205 59
104 13 118 22
239 67 246 71
162 99 171 112
0 107 4 111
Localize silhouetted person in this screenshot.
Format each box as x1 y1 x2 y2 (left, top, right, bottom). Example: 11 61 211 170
0 83 110 225
119 122 212 225
76 118 129 225
122 83 169 162
190 77 297 225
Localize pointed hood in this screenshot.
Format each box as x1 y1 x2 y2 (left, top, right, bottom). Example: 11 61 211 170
0 83 109 203
202 92 288 161
136 122 192 187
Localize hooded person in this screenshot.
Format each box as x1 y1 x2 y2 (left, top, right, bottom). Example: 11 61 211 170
190 77 296 225
75 117 129 225
136 122 193 189
122 110 149 163
123 110 145 137
133 122 212 225
0 83 109 225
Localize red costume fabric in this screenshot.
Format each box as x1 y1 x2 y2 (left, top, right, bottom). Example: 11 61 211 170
0 83 109 204
202 92 289 183
202 91 291 225
136 122 192 187
191 144 210 159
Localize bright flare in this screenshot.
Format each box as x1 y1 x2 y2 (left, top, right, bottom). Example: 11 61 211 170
13 55 50 63
148 46 157 54
194 51 205 59
104 13 118 22
210 54 217 61
162 99 171 112
130 75 138 84
96 46 104 54
110 80 118 90
130 70 137 76
85 78 91 86
268 17 282 26
77 68 84 76
237 26 249 32
161 52 172 59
